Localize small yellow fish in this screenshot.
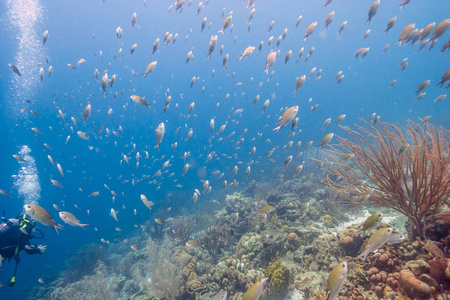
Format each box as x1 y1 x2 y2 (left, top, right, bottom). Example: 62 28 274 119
154 218 165 224
88 191 99 197
131 244 141 252
319 133 334 148
326 261 348 300
340 153 354 161
186 240 205 249
429 204 448 216
243 277 268 300
358 227 393 260
273 106 299 133
130 95 151 108
397 143 409 156
256 205 274 214
142 61 157 77
357 212 383 234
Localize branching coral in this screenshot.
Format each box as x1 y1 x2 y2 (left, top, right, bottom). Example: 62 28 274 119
200 218 233 258
315 120 450 238
143 237 183 299
163 215 196 244
51 262 118 300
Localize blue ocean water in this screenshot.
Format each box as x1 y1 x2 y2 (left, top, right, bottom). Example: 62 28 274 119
0 0 448 298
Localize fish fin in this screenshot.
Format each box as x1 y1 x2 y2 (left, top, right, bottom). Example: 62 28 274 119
52 223 64 235
79 224 89 230
357 250 368 261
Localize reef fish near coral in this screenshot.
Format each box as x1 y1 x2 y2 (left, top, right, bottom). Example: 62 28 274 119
326 261 348 300
243 277 268 300
358 227 393 260
357 212 383 235
211 290 227 300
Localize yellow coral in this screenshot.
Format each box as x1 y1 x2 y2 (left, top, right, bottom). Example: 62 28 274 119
264 262 290 296
281 225 289 232
287 232 298 242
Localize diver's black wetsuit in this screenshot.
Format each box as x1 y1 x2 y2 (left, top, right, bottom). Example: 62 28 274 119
0 218 41 261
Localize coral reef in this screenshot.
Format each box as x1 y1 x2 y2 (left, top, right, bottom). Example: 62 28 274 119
338 227 363 256
200 218 234 258
28 168 450 300
319 121 450 239
61 243 106 283
163 215 196 244
265 261 290 296
140 237 183 299
33 262 121 300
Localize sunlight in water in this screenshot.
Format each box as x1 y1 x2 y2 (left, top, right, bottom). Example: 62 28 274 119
12 145 41 205
6 0 45 115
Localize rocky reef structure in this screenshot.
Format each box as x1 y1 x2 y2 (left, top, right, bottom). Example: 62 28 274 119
28 129 449 300
163 215 196 244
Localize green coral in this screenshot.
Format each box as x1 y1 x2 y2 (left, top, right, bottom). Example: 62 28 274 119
264 262 290 296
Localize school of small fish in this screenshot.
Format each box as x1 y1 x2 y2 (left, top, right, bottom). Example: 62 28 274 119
3 0 449 298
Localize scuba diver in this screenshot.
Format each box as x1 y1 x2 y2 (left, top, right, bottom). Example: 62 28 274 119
0 212 46 287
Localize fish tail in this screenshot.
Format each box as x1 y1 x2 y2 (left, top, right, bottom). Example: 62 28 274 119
52 223 64 235
357 251 368 260
79 224 89 230
302 37 307 41
154 144 160 151
273 125 281 133
218 30 223 34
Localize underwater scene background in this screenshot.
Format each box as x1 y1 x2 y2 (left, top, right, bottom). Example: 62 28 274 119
0 0 449 299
